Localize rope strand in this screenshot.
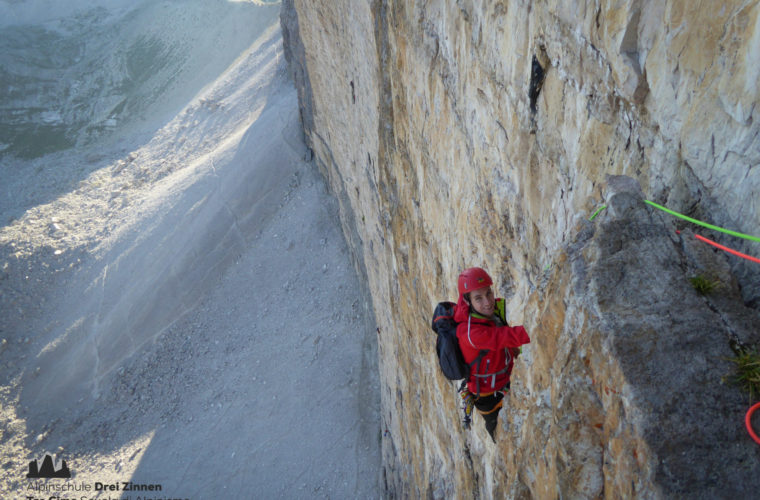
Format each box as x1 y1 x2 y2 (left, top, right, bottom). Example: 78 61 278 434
644 200 760 242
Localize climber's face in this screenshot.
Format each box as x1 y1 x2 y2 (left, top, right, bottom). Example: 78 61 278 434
469 286 495 316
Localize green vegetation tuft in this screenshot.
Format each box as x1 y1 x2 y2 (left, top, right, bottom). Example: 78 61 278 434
689 274 722 295
725 345 760 403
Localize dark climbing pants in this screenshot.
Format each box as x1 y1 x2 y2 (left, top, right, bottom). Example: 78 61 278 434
474 383 510 441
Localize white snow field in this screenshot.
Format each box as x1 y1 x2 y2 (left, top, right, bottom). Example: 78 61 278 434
0 1 382 498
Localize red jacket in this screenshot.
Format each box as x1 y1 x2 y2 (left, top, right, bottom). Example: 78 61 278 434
454 295 530 395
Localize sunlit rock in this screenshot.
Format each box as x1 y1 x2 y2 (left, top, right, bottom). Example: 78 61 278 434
282 0 760 497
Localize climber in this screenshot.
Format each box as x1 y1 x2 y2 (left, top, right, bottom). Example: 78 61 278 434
455 267 530 441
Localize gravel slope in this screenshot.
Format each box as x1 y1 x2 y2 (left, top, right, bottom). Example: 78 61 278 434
0 2 381 498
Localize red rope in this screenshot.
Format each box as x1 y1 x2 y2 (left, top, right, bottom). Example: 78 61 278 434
746 402 760 445
676 229 760 444
692 234 760 264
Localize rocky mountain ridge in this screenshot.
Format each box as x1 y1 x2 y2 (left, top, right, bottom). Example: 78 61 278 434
281 1 760 497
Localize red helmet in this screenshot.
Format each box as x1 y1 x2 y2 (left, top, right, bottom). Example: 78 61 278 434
458 267 493 295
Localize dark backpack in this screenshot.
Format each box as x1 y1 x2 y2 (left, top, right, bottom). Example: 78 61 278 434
431 301 488 381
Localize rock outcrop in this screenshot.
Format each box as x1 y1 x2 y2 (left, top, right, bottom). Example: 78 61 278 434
281 1 760 497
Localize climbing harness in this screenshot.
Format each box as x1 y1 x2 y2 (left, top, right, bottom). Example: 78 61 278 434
746 402 760 445
459 383 511 430
477 394 505 416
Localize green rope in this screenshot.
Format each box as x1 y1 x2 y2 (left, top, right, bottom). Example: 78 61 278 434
643 200 760 243
588 205 607 222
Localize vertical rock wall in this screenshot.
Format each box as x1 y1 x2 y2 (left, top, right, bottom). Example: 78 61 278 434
281 0 760 497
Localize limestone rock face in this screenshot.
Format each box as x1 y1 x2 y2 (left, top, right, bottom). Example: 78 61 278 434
281 0 760 497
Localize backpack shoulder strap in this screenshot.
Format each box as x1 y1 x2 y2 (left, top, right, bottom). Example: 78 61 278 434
468 349 489 372
495 299 509 326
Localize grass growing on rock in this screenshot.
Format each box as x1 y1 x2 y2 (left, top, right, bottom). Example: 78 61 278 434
725 345 760 403
689 274 722 295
